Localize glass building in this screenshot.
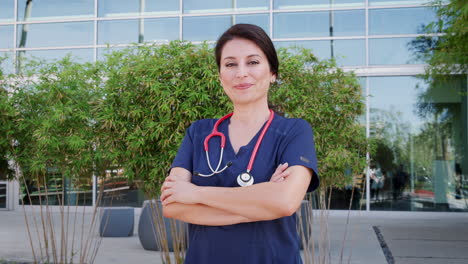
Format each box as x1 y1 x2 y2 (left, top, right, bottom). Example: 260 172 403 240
0 0 466 212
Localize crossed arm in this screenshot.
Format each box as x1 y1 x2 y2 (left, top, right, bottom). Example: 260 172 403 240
161 164 312 226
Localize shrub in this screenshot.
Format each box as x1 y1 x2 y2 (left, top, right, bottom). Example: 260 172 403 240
96 41 367 196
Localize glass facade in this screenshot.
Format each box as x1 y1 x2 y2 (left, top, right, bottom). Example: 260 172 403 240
369 76 467 211
369 7 438 35
0 0 15 23
1 0 465 211
17 0 94 21
0 0 441 69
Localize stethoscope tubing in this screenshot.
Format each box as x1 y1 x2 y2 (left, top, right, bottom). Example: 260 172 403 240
198 148 230 177
246 110 274 173
197 110 274 178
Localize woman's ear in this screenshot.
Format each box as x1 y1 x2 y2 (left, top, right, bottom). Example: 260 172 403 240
270 74 277 84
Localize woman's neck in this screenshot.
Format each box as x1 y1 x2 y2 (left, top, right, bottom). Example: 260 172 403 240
231 101 270 127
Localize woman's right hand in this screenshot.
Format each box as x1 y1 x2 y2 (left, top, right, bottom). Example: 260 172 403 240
270 162 290 182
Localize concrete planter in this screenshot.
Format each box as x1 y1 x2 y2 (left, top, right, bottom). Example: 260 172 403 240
138 200 187 251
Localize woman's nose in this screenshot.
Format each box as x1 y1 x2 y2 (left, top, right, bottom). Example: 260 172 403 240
235 64 248 78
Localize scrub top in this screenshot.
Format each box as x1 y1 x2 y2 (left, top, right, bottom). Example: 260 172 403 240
171 113 319 264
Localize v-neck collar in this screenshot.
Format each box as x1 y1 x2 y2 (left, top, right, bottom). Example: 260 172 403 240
221 116 270 157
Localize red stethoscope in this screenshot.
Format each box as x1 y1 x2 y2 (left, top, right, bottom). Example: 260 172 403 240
195 109 275 187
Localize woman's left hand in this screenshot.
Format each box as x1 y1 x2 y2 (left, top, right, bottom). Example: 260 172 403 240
270 162 290 182
160 176 200 205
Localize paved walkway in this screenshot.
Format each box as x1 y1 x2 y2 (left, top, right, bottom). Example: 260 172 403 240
1 208 467 264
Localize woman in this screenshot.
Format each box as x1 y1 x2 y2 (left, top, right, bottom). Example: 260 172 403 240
161 24 319 264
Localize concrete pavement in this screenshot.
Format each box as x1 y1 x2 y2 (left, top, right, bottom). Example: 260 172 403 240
1 208 467 264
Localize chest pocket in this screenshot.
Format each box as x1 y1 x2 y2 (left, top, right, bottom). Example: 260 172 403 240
191 173 219 186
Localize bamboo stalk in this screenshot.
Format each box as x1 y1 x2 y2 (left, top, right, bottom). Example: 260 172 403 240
89 179 107 264
20 175 38 264
339 185 355 263
59 173 65 264
79 197 86 263
43 172 58 264
36 173 50 263
150 200 171 263
70 186 80 263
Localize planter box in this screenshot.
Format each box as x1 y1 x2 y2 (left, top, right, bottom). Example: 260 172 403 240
138 200 187 251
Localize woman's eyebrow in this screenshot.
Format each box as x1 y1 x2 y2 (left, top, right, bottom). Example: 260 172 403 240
223 54 262 60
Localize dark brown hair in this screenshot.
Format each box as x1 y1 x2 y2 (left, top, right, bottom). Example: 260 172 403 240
215 24 279 76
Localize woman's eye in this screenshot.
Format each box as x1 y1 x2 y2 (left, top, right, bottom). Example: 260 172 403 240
225 63 236 67
248 60 260 65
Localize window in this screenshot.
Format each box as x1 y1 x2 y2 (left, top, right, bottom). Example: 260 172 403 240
0 26 14 49
369 76 468 211
274 10 365 38
17 22 94 48
98 0 179 17
369 7 438 35
17 0 94 21
183 16 231 41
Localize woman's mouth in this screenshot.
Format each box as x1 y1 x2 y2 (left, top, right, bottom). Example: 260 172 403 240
234 83 253 90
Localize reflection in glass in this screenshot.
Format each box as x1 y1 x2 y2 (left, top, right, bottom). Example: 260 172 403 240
236 0 269 11
21 169 93 206
333 10 365 37
274 0 365 9
274 12 329 38
0 52 14 75
99 0 179 17
274 39 365 66
0 0 14 22
369 37 424 65
235 14 269 35
98 168 145 207
275 40 330 61
183 16 231 41
17 22 94 48
274 10 365 38
99 20 139 45
0 26 14 49
369 0 432 6
184 0 268 13
369 76 468 211
184 0 233 13
100 18 179 45
334 39 365 66
369 7 438 35
17 49 94 65
17 0 94 21
145 18 179 42
97 47 127 61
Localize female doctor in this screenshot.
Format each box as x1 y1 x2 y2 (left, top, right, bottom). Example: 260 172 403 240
161 24 319 264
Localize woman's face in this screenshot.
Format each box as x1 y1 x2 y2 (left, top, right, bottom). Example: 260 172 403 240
219 38 275 106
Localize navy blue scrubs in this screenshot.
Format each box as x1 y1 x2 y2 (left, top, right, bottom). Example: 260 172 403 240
171 113 319 264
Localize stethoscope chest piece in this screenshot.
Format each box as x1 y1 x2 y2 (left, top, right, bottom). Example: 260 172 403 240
237 172 254 187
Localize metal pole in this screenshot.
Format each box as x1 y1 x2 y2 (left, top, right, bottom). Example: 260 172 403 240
138 0 146 43
329 0 334 59
366 77 371 211
410 133 414 193
231 0 237 25
18 0 33 71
